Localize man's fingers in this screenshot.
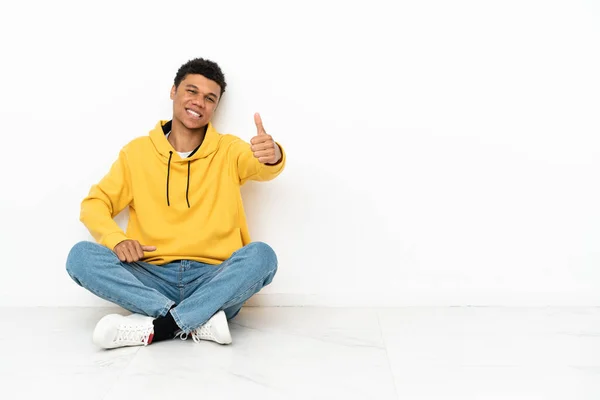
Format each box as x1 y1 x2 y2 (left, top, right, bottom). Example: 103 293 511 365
116 248 127 262
250 134 273 145
251 141 275 151
253 149 275 158
122 247 134 263
254 113 266 135
134 242 144 260
114 240 155 263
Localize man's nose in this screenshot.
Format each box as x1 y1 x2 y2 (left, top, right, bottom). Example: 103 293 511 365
191 96 205 108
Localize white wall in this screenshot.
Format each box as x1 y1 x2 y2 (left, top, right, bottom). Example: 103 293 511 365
1 0 599 307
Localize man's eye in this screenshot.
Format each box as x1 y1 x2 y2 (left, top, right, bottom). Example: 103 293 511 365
187 89 197 94
207 97 215 103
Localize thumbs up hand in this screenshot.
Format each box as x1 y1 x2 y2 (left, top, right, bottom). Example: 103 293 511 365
250 113 282 165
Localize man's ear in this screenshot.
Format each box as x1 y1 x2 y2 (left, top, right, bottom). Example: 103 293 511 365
170 85 176 100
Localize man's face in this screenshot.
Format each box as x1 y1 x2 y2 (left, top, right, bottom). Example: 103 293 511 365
170 74 221 130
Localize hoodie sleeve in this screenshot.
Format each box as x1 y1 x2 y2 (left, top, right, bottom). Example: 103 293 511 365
232 138 287 185
80 149 133 250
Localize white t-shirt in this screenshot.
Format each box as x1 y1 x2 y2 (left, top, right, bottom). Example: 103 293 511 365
165 132 193 158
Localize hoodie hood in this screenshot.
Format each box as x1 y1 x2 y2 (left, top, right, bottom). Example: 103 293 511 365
149 120 221 162
148 120 222 208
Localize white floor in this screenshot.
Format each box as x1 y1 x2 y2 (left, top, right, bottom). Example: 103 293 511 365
1 307 599 399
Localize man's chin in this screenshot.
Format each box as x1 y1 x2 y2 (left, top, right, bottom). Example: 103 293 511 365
180 118 208 131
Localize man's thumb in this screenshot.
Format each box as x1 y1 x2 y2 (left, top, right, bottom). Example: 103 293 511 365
142 245 157 252
254 113 266 135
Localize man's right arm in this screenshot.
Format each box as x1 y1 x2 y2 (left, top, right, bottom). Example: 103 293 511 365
80 149 133 251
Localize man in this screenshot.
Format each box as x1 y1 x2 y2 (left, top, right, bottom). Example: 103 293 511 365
66 58 286 349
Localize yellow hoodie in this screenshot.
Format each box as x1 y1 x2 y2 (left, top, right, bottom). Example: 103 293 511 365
80 120 286 265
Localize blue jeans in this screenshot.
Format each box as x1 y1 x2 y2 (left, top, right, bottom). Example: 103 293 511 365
66 241 277 333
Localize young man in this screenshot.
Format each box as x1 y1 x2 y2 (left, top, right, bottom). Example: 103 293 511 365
66 58 286 349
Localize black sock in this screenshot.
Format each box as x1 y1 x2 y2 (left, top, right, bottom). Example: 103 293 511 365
152 311 180 343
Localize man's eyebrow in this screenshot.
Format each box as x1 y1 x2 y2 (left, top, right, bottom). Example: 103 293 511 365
185 84 218 98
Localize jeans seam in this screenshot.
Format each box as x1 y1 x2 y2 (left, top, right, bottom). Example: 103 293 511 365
121 263 179 311
126 261 165 284
221 268 276 310
170 308 191 333
160 300 176 317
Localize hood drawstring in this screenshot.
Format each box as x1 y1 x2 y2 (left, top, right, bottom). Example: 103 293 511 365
166 151 192 209
166 151 173 206
186 161 191 208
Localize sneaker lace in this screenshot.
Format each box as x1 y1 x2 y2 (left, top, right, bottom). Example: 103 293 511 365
115 324 153 345
191 322 214 343
174 321 214 343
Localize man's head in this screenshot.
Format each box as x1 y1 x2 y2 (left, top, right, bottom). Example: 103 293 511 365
170 58 227 130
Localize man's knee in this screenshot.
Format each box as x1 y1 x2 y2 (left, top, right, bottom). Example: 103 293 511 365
244 241 278 277
65 241 101 280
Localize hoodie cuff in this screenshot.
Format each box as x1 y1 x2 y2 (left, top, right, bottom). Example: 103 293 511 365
264 142 286 170
102 232 129 252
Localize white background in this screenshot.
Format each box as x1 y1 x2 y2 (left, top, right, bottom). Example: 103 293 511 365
1 0 599 307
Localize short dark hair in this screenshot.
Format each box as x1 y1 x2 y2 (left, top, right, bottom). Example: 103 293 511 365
174 58 227 95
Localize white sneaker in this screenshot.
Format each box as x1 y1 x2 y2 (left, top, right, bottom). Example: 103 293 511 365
190 310 232 345
92 313 155 349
